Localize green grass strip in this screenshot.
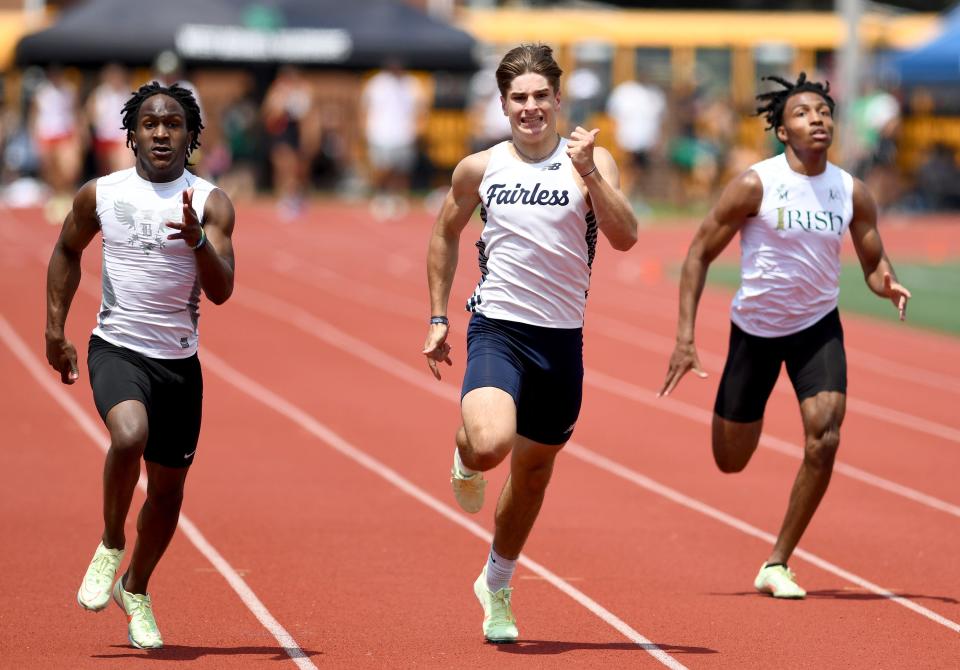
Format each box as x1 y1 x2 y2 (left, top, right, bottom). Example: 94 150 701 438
707 262 960 337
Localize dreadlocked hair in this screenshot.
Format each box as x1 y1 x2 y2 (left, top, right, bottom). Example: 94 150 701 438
121 81 203 165
755 72 835 131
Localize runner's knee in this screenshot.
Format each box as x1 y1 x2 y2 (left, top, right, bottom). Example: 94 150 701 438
109 422 147 455
713 445 750 474
147 486 184 513
804 429 839 470
711 416 760 473
513 459 554 494
466 427 514 469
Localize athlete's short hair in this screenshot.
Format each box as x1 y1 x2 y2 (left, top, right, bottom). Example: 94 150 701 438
755 72 835 131
121 81 203 165
495 43 563 97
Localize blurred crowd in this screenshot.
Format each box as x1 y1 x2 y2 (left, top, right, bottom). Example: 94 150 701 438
3 55 960 223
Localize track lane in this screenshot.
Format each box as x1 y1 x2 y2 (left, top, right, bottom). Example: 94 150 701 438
3 204 958 668
235 215 960 510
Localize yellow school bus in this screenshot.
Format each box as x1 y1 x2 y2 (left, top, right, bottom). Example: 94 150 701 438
423 7 952 175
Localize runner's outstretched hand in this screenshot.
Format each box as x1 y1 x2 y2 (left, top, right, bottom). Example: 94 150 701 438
422 323 453 380
659 340 707 397
165 188 204 248
883 271 911 321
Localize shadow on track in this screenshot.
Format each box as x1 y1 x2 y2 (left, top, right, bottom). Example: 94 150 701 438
92 645 322 661
492 640 717 655
712 590 958 603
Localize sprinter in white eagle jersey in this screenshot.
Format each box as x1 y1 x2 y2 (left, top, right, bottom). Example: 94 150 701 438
423 44 638 643
660 73 910 599
45 82 236 648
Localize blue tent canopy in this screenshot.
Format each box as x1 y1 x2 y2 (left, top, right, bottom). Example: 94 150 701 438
892 6 960 84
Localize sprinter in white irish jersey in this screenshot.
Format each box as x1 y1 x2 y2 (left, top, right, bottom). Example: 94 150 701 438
660 73 910 600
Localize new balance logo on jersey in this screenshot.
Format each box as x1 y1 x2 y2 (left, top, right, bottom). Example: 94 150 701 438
541 162 562 171
484 183 570 208
775 207 843 235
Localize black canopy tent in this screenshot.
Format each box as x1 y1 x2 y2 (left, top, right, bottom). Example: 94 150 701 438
14 0 243 67
15 0 478 72
177 0 478 71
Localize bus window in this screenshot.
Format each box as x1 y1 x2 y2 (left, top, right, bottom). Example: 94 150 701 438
635 48 672 88
696 48 732 97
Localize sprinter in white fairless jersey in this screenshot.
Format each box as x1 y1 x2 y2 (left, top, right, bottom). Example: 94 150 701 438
660 73 911 599
423 43 639 643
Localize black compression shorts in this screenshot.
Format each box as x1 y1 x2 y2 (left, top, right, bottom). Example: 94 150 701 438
714 308 847 423
88 335 203 467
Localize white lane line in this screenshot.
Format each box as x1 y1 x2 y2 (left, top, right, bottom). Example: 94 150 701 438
847 348 960 395
228 289 960 636
260 255 960 443
0 315 317 670
565 445 960 635
587 312 960 443
198 348 687 670
258 221 960 397
585 368 960 520
234 285 960 520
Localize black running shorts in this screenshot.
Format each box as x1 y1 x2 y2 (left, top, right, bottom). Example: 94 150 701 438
714 308 847 423
87 335 203 467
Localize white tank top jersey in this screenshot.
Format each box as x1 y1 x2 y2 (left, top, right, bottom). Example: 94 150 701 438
731 153 854 337
92 168 217 358
468 139 597 328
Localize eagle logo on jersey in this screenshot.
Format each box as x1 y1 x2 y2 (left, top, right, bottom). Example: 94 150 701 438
114 200 180 254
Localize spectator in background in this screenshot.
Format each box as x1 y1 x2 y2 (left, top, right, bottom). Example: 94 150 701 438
152 51 202 115
31 65 83 222
261 66 314 219
361 57 426 220
606 73 665 206
914 142 960 210
467 59 511 153
565 64 604 129
217 79 261 201
2 68 47 207
87 63 134 176
852 85 902 210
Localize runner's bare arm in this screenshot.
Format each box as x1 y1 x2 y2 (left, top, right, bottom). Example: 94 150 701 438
848 178 910 320
568 126 637 251
423 151 487 379
659 170 762 396
45 180 100 384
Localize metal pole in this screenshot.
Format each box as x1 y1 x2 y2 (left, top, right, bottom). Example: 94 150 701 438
837 0 862 169
24 0 45 29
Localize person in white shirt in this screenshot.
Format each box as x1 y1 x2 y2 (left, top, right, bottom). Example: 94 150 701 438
606 76 666 200
361 58 425 218
659 73 910 600
86 63 134 175
31 65 83 220
423 43 638 643
45 81 236 649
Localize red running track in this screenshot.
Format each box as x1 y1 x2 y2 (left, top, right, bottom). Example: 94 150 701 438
1 202 958 669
